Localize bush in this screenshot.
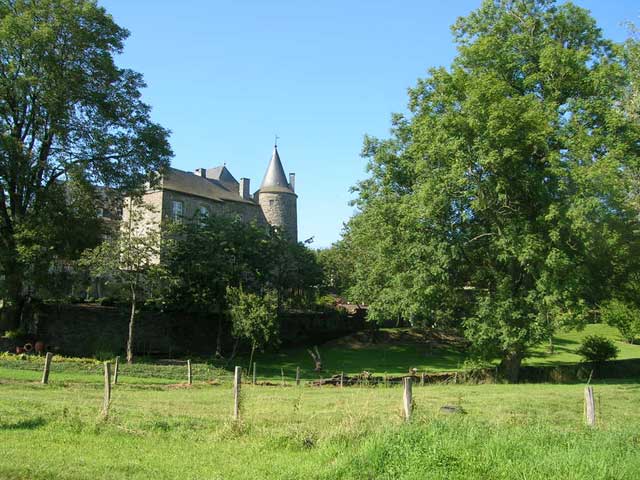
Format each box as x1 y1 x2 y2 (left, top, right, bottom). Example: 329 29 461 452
601 299 640 344
3 328 26 340
576 335 619 364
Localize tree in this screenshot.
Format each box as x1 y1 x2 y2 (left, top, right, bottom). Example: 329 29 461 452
601 299 640 344
80 201 162 363
226 286 278 370
0 0 172 326
344 0 640 381
316 242 356 297
163 214 280 357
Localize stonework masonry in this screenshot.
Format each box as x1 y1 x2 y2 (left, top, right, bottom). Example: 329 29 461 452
124 145 298 246
258 191 298 242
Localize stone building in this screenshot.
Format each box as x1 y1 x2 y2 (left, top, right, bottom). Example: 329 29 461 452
126 145 298 242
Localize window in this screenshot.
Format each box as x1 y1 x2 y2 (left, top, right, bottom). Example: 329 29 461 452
199 205 209 225
171 200 184 222
269 199 275 206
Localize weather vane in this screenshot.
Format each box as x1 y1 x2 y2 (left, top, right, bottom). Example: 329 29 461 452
274 134 279 148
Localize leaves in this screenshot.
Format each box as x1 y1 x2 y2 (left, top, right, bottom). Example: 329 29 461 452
341 0 640 370
0 0 172 306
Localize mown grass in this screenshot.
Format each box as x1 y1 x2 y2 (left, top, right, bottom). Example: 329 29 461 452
237 323 640 379
2 324 639 384
0 376 639 479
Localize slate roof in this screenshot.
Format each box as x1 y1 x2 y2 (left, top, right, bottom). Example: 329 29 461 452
160 167 255 204
259 146 295 194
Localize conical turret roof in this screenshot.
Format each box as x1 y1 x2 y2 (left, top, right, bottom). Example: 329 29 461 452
259 146 294 193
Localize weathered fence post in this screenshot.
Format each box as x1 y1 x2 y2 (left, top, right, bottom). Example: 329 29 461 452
296 366 300 386
281 368 285 387
584 386 596 427
420 372 425 387
112 356 119 385
102 362 112 417
403 377 413 421
233 366 242 421
187 359 192 385
41 352 53 384
340 371 344 388
252 362 257 385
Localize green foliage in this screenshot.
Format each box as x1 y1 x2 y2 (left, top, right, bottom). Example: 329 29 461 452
576 335 619 364
600 299 640 344
341 0 640 379
0 0 172 320
316 243 355 297
80 201 164 362
2 328 26 340
227 287 279 352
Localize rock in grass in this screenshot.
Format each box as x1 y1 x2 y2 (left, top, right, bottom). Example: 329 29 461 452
440 405 466 415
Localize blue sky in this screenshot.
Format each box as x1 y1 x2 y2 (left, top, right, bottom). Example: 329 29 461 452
99 0 639 248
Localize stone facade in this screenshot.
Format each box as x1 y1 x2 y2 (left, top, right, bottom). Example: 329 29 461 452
258 191 298 242
125 145 298 245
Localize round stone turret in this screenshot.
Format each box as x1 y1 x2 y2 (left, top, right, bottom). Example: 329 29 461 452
257 146 298 242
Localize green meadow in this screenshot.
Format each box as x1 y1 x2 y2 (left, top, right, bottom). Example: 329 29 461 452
1 324 639 479
0 378 639 479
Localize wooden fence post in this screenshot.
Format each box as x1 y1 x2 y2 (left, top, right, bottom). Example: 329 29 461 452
112 356 119 385
296 366 300 386
584 386 596 427
187 359 192 385
41 352 53 384
281 368 285 387
340 371 344 388
102 362 112 417
252 362 257 385
403 377 413 422
233 366 242 421
420 372 425 387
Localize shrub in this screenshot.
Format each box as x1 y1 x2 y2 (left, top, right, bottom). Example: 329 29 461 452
3 328 26 340
576 335 619 364
601 299 640 344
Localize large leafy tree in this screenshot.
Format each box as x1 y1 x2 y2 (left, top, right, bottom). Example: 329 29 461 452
0 0 172 324
345 0 640 381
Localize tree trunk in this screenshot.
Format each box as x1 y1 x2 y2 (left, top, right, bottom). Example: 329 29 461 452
248 343 256 374
4 267 25 330
215 315 223 358
499 350 523 383
225 338 240 367
126 285 136 364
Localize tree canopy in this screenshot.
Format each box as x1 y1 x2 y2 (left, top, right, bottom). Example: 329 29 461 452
343 0 640 380
0 0 172 324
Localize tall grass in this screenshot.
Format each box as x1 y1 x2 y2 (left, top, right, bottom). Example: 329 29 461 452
0 377 639 479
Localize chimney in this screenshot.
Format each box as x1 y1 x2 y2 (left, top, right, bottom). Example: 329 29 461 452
289 173 295 192
239 178 250 200
195 168 206 178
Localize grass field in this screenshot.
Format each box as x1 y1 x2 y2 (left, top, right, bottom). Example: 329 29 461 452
239 323 640 380
1 324 640 479
1 376 639 479
1 324 639 385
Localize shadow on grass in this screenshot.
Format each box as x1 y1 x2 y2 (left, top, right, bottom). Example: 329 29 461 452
0 417 47 430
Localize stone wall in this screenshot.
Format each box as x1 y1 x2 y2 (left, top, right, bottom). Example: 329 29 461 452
258 191 297 241
26 304 364 358
160 189 266 225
